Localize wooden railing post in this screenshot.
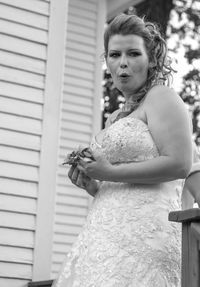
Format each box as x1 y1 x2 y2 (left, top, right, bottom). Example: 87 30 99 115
169 208 200 287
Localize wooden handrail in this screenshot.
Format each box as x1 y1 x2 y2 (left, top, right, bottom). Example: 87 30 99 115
169 208 200 287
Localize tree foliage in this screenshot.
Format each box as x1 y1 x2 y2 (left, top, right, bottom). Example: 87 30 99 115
102 0 200 146
167 0 200 145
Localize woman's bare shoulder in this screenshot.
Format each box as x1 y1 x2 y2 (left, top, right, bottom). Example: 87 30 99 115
144 84 185 110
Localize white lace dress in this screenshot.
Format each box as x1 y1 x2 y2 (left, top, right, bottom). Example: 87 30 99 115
53 117 183 287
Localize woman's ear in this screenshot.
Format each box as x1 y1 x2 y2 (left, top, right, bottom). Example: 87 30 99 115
149 56 157 68
149 60 156 68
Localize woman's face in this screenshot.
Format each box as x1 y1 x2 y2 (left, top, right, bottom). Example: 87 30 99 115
106 34 149 97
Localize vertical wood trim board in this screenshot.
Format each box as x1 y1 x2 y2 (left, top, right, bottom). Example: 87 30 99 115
32 0 69 281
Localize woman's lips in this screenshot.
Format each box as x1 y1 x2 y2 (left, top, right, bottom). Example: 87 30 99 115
118 73 130 81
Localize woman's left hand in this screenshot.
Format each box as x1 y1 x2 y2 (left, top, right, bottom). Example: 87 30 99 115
77 151 113 181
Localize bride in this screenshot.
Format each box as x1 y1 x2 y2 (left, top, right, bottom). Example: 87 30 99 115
53 13 192 287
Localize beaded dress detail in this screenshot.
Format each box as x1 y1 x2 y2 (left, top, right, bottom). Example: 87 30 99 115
53 117 182 287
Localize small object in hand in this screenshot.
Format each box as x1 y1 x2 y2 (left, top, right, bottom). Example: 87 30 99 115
63 147 95 166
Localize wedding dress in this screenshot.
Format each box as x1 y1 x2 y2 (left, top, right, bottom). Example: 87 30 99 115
53 117 182 287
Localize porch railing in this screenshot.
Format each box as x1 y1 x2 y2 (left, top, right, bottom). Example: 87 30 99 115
28 280 53 287
169 208 200 287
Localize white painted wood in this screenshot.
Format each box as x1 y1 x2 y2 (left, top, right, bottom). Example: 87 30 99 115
67 22 96 37
59 129 91 143
0 18 48 44
0 211 35 230
62 112 91 125
64 85 93 98
0 245 33 264
0 178 37 198
0 50 45 74
55 214 86 226
68 14 96 28
64 66 94 81
0 161 38 182
61 122 91 134
56 194 88 207
62 102 93 116
0 96 43 119
71 0 97 12
53 224 84 235
69 6 97 20
0 194 37 214
67 31 96 47
0 81 44 104
0 145 40 166
59 134 90 149
66 40 96 56
0 66 44 89
0 228 34 248
63 95 93 107
0 0 49 15
65 75 94 88
0 4 48 29
0 113 42 135
56 183 89 198
0 278 29 287
0 34 46 60
66 58 95 72
32 0 69 281
0 129 41 151
0 262 32 279
53 234 78 246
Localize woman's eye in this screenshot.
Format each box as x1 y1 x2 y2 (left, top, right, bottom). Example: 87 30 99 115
109 53 120 58
129 51 141 57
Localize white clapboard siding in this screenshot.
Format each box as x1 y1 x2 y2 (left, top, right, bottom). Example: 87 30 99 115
51 0 99 276
0 178 37 198
0 81 44 103
0 50 46 75
0 3 48 30
0 129 41 152
0 0 49 285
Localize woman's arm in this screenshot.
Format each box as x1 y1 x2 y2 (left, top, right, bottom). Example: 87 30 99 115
183 163 200 206
184 172 200 207
80 86 193 184
109 86 192 183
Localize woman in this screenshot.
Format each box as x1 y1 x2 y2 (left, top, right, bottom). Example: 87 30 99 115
53 14 192 287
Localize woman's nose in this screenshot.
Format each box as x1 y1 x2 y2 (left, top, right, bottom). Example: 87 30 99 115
120 55 128 68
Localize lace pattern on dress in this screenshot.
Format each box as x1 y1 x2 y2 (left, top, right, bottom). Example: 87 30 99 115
53 117 182 287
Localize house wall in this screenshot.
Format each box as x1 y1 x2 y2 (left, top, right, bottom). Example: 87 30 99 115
0 0 50 286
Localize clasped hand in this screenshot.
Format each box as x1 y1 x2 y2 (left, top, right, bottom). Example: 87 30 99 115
77 150 112 181
68 149 112 190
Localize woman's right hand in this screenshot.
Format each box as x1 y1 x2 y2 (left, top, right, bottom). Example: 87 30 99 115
68 165 99 197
